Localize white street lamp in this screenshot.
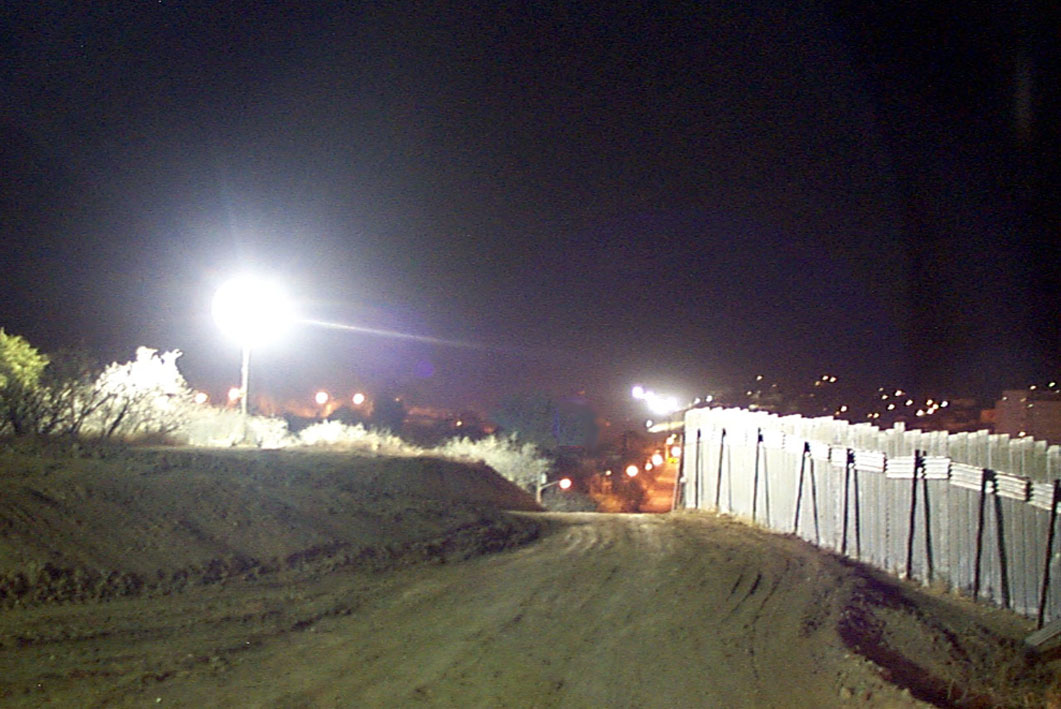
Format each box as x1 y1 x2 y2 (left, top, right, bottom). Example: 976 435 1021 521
212 275 295 422
536 475 573 504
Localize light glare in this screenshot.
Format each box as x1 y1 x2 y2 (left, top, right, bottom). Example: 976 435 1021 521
212 275 295 347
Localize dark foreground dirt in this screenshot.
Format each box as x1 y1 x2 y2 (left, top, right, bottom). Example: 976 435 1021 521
0 443 1057 707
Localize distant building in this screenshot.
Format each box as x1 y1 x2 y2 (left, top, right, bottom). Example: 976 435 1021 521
994 389 1061 445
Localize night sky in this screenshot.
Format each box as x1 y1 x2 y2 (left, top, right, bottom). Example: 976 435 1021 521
2 2 1058 416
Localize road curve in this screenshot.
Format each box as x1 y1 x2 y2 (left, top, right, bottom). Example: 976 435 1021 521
139 513 922 708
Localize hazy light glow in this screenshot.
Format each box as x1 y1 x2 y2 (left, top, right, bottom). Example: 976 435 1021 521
193 391 209 405
315 390 329 406
352 392 366 406
632 384 682 415
212 275 295 347
651 452 664 466
227 386 241 403
558 478 572 490
625 464 639 478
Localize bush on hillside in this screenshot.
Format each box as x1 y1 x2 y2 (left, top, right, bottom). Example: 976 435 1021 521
0 329 50 435
435 434 550 493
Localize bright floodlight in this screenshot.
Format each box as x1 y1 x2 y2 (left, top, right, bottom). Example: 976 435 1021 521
559 478 572 490
647 394 680 416
212 275 295 347
632 385 682 416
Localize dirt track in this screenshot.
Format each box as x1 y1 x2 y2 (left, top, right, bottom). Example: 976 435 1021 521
4 511 1052 708
0 446 1055 707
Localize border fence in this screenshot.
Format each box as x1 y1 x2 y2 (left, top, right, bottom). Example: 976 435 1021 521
681 406 1061 626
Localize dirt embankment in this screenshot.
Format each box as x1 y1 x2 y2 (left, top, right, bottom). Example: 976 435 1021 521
0 442 540 608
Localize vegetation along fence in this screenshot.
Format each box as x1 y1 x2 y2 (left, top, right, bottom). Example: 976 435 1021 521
681 406 1061 627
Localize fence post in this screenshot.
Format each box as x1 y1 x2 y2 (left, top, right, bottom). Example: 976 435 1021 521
905 450 923 580
842 448 853 556
1038 480 1061 628
673 427 687 512
692 428 701 509
714 427 726 509
974 468 997 600
752 428 763 523
922 465 934 583
853 452 862 561
794 441 809 534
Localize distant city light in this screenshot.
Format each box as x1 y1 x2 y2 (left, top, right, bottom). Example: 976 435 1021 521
558 478 572 490
645 462 654 471
651 452 664 466
314 390 329 406
670 445 682 457
227 386 241 403
625 464 639 477
352 392 366 406
193 391 209 405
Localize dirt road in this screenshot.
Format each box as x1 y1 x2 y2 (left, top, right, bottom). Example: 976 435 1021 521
8 509 1049 707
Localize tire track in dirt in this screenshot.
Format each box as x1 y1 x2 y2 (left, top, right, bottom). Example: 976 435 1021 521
115 513 931 708
6 511 1048 708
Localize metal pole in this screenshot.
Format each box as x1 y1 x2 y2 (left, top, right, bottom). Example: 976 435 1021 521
751 429 762 523
1037 480 1060 628
240 344 251 417
240 344 251 444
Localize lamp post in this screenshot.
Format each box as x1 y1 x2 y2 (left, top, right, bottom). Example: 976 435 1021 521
536 474 572 504
212 275 294 436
